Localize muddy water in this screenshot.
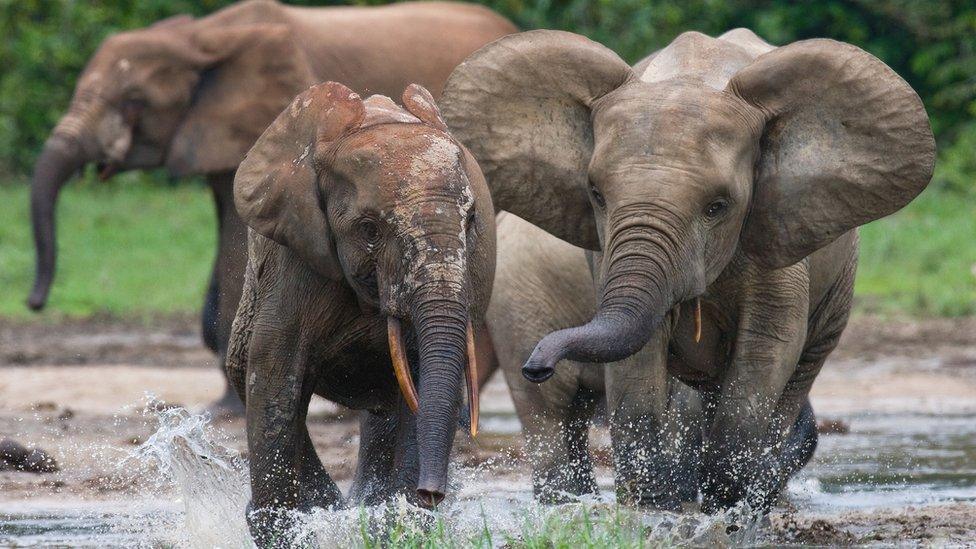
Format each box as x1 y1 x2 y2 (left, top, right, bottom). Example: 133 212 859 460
2 405 975 547
3 320 976 547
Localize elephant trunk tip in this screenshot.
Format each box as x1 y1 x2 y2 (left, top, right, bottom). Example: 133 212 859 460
416 486 446 509
26 287 49 311
521 335 570 384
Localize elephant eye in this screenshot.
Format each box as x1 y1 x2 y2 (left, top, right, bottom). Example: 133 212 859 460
465 209 476 234
589 183 606 209
704 198 729 219
359 219 381 246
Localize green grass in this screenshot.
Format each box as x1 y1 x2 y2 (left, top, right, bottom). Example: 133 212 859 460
0 173 215 320
0 175 971 321
855 185 976 317
353 504 673 548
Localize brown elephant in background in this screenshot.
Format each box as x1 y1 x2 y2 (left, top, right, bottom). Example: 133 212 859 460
226 82 495 545
443 29 934 513
27 0 515 411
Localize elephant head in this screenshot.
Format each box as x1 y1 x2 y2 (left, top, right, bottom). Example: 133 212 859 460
441 30 934 380
28 4 315 309
235 82 496 506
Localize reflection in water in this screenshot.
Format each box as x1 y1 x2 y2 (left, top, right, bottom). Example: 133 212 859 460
1 406 975 547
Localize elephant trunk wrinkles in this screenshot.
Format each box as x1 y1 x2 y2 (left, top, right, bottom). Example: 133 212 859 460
28 135 90 310
523 231 677 381
411 276 468 507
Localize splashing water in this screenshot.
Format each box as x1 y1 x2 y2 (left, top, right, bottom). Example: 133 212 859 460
129 404 254 548
124 405 743 548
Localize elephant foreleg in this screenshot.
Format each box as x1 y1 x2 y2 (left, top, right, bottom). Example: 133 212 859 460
507 364 599 503
244 328 326 546
605 321 684 510
347 410 398 506
700 269 808 515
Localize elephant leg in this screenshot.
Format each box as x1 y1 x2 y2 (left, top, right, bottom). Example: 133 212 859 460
666 378 704 504
207 172 248 415
605 323 682 510
507 364 599 503
297 425 343 511
777 397 818 481
201 269 220 354
244 333 323 546
347 410 399 506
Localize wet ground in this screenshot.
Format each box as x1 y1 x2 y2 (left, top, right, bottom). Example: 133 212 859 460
1 315 976 546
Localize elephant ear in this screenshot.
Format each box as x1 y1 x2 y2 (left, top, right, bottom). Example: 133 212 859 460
234 82 365 279
441 30 633 250
166 24 315 176
402 84 448 131
729 39 935 270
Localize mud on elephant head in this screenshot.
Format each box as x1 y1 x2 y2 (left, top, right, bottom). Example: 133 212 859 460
234 81 495 505
441 30 935 381
28 4 316 310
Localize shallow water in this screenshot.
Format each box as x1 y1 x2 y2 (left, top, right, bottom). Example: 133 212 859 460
2 406 975 547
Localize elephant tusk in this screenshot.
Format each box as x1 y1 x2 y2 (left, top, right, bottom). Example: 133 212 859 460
694 298 702 343
465 320 479 438
388 317 420 413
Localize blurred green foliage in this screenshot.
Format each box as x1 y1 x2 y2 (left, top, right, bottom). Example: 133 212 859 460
0 0 972 318
1 0 974 185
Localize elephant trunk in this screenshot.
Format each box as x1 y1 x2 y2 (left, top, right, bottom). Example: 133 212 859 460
410 278 469 507
27 135 89 310
523 228 679 382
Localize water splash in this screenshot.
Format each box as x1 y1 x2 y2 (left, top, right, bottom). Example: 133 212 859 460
129 403 254 548
126 405 747 547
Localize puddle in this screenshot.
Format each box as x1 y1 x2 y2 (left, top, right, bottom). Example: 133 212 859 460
2 406 976 546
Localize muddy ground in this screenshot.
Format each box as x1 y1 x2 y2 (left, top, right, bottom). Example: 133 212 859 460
2 314 976 546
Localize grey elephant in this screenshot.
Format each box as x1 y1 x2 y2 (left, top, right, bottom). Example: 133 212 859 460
443 29 934 513
226 81 495 545
487 212 817 505
27 0 514 411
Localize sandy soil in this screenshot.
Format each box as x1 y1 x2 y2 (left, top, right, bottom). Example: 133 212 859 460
2 314 975 545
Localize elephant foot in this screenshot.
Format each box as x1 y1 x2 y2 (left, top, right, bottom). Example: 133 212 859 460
300 473 344 512
246 502 301 549
206 385 245 419
0 438 59 473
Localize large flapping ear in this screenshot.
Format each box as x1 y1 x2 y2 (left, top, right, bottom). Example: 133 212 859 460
166 24 315 176
441 30 634 250
234 82 365 279
729 39 935 270
402 84 448 132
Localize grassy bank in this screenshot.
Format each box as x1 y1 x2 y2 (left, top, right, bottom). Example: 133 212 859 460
0 175 215 319
0 176 972 320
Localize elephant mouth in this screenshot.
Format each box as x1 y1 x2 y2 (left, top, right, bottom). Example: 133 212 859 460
96 161 120 181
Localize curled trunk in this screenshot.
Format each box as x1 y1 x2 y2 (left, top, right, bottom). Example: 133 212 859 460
523 234 676 381
28 136 89 310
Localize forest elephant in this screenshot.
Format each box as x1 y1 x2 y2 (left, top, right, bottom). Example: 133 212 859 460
486 213 817 505
442 29 935 513
27 0 515 412
226 82 496 545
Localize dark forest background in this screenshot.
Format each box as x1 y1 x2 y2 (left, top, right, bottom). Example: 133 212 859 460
2 0 973 188
0 1 972 317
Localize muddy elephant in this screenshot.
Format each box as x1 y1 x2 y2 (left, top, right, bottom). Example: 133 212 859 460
27 0 515 411
225 82 495 545
488 212 817 505
442 29 934 513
